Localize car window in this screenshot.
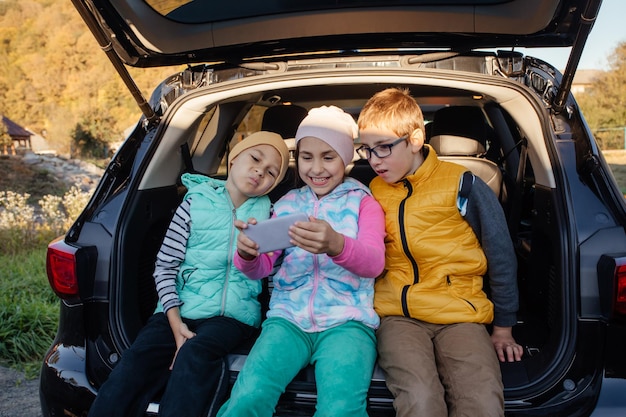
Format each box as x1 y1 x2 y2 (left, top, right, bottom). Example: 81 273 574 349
216 105 266 176
146 0 510 24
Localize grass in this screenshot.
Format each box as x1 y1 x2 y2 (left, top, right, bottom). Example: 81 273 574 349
0 247 58 379
0 156 67 379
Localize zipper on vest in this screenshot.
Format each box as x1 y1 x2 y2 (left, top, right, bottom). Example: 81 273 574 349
401 285 411 317
447 276 477 312
400 179 419 318
221 206 237 316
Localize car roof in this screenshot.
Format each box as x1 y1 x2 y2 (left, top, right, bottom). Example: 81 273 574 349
75 0 600 68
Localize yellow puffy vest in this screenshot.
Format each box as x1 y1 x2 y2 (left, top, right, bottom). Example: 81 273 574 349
371 147 494 324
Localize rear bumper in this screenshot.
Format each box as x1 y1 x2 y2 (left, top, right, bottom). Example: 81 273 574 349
39 343 95 417
41 347 626 417
589 377 626 417
39 301 96 417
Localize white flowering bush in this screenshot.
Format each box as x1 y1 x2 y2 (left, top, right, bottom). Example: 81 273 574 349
38 185 92 235
38 194 66 234
0 191 37 253
0 191 35 227
0 185 91 253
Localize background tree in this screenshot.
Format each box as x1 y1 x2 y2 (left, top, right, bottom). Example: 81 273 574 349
70 109 116 159
0 120 11 154
0 0 180 155
577 41 626 149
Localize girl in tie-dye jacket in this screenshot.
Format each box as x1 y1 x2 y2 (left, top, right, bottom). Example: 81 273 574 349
218 106 386 417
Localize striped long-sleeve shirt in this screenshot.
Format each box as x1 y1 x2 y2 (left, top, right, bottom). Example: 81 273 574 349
153 197 192 313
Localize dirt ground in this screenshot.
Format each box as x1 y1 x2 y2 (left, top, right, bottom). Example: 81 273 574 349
0 366 42 417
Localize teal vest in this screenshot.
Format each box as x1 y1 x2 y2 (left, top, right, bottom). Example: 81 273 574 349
158 173 271 327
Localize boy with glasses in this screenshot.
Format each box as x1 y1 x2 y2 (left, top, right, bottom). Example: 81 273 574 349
357 87 523 417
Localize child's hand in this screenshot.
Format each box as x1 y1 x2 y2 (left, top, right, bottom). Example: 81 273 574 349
491 325 523 363
165 308 196 370
235 218 260 260
170 321 196 369
289 216 345 256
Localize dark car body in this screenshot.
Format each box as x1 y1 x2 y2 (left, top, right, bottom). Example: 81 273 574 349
40 0 626 416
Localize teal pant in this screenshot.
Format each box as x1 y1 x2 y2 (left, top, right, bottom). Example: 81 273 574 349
218 317 377 417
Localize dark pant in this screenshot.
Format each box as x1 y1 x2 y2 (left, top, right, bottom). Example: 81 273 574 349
88 313 256 417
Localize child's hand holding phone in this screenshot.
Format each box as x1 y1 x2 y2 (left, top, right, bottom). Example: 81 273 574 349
237 213 309 257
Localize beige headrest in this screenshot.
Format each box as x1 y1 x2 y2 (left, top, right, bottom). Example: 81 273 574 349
429 135 486 157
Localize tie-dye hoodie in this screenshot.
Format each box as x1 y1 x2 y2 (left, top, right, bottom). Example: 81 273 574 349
234 177 386 332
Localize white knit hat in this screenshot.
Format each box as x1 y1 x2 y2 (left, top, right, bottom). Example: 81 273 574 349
295 106 357 167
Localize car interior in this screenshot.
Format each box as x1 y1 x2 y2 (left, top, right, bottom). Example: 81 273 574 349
95 76 566 411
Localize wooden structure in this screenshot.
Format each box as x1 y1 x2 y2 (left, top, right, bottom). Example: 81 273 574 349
1 115 32 154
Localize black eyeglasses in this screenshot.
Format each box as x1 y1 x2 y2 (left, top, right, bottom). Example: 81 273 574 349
356 135 409 159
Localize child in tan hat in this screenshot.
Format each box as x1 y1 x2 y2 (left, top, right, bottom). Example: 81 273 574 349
218 106 386 417
88 131 289 417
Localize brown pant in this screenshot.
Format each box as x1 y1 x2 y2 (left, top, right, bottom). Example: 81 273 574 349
377 316 504 417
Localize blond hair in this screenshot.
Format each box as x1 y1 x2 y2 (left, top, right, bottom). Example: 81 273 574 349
357 87 425 138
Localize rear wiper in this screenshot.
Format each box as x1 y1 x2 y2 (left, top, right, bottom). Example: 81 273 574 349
406 51 461 64
237 62 282 71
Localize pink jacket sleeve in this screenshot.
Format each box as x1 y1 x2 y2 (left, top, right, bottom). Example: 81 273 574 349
233 245 282 280
330 195 386 278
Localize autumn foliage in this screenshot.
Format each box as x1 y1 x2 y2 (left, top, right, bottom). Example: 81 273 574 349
0 0 180 154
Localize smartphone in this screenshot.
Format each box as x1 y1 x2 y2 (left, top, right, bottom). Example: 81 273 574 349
244 213 309 253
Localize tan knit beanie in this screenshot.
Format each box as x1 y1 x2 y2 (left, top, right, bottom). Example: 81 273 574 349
228 131 290 194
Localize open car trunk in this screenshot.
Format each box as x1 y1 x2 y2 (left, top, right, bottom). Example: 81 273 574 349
68 51 625 416
72 0 602 119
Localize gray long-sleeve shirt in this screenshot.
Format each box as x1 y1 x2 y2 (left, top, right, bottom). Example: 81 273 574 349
461 174 519 327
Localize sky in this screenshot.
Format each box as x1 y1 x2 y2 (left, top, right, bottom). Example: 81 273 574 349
517 0 625 70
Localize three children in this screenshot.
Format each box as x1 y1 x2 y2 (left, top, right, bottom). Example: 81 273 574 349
91 91 523 417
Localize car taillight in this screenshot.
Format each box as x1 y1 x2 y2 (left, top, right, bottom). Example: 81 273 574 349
46 237 79 299
598 254 626 321
616 264 626 317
